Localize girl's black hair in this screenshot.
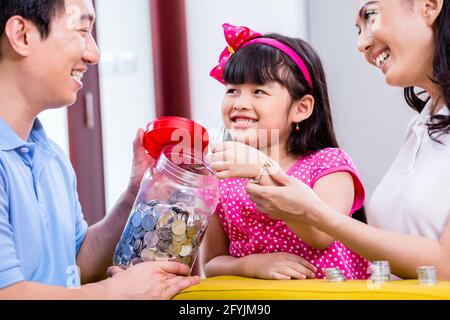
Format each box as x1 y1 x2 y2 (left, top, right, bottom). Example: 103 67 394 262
404 0 450 142
223 33 339 156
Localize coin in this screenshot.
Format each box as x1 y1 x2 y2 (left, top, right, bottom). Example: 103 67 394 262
122 244 134 261
158 226 173 241
172 233 187 244
159 212 175 226
157 240 172 254
141 248 156 261
131 210 143 228
141 214 156 231
178 255 192 266
144 231 159 248
155 251 170 261
132 228 145 239
187 220 202 238
171 242 182 255
179 244 193 257
172 220 187 236
133 238 142 252
147 199 161 207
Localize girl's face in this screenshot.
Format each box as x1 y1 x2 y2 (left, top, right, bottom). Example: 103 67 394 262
221 81 295 150
356 0 435 88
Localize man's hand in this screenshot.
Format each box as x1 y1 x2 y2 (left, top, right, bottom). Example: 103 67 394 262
127 128 155 197
106 261 200 300
247 252 317 280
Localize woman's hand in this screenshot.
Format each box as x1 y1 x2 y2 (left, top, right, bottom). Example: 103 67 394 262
247 252 317 280
245 166 322 224
210 141 269 180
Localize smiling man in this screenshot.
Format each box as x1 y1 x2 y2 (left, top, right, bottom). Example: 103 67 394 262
0 0 199 299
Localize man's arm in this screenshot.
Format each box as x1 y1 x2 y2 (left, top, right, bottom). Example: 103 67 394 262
0 261 199 300
76 129 154 283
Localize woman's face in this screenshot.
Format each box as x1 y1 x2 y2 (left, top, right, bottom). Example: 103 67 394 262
356 0 435 88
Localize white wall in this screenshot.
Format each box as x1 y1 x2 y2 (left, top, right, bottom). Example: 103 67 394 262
185 0 309 143
96 0 156 212
39 108 69 155
307 0 415 197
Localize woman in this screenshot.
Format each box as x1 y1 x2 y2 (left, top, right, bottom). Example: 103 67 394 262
245 0 450 280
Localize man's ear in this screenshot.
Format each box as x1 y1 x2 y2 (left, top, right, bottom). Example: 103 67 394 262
422 0 444 26
4 16 40 57
291 94 314 123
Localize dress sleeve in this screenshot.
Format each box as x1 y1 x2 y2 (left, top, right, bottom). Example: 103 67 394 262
0 168 25 288
309 148 365 215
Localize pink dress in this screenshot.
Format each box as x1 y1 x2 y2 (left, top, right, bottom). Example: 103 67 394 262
216 148 371 279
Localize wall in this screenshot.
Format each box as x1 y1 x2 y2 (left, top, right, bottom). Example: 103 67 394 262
307 0 415 197
96 0 156 212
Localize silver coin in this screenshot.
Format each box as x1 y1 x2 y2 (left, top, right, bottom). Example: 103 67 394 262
144 231 159 248
141 214 156 231
133 238 142 252
131 210 143 228
157 240 172 253
158 226 173 241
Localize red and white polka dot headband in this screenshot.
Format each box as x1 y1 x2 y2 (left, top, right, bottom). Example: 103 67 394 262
210 23 313 90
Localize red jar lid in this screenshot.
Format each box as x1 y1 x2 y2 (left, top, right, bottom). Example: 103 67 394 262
143 116 209 159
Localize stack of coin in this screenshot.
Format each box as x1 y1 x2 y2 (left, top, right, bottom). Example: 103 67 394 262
323 267 346 282
113 196 208 269
369 261 391 283
417 266 437 285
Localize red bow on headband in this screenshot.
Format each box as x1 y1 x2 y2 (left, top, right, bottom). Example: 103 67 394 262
210 23 262 84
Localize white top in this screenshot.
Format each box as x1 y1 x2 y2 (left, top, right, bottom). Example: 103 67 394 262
367 101 450 240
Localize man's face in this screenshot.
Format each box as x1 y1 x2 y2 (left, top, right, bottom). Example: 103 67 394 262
25 0 100 109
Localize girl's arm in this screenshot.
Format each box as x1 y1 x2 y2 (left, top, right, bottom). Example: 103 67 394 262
283 171 355 249
246 169 450 280
201 214 317 279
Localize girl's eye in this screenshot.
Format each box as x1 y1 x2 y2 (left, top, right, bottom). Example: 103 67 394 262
254 89 267 95
226 88 238 94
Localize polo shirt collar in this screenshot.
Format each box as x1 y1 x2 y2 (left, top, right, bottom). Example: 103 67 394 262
0 117 51 152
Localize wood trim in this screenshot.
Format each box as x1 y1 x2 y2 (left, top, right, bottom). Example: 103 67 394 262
149 0 191 118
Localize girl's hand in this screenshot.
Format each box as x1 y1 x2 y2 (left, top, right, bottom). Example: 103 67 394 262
245 166 322 224
248 252 317 280
210 142 269 180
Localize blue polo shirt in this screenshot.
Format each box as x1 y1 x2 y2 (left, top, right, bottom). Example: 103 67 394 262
0 117 88 288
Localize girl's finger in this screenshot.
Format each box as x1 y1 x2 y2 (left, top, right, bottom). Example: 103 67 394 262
278 265 307 280
270 272 292 280
286 255 318 273
211 161 231 172
285 260 316 279
161 276 201 300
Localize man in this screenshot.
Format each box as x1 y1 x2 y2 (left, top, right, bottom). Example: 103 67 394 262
0 0 199 299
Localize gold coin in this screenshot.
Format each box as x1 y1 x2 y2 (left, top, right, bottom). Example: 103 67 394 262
187 220 202 238
159 212 175 226
179 244 193 257
171 242 182 255
172 220 187 236
172 233 187 243
179 256 192 266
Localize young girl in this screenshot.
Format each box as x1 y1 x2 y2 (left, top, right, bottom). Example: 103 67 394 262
201 23 370 280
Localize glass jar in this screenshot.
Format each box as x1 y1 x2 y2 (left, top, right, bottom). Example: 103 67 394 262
113 145 219 272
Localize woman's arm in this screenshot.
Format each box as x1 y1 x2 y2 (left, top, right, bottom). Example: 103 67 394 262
284 171 354 249
246 169 450 280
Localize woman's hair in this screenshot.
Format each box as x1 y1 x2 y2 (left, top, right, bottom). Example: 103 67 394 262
223 34 339 156
404 0 450 142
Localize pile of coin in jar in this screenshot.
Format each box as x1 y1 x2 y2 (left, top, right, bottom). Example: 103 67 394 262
323 267 346 282
113 198 208 269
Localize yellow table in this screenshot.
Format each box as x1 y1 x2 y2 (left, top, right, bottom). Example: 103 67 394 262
174 276 450 300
